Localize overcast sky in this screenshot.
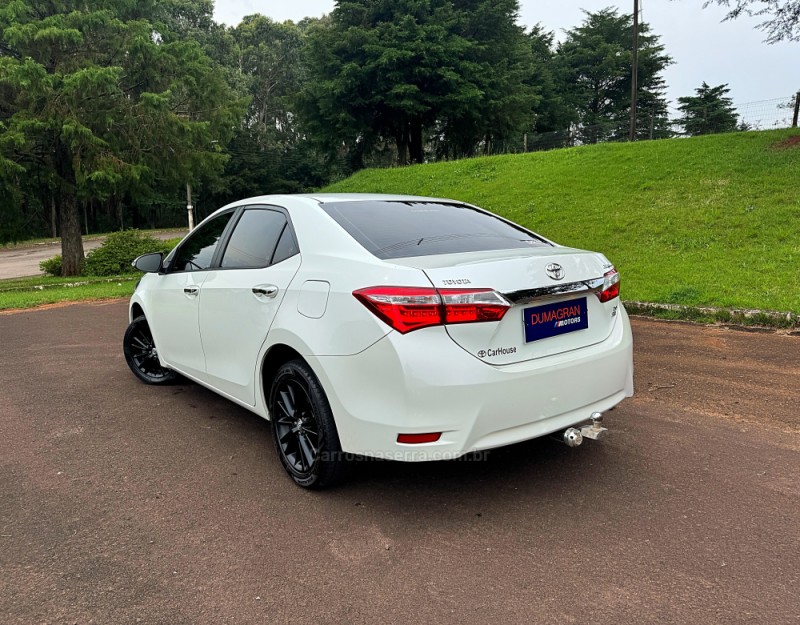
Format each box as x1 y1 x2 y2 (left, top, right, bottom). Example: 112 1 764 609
213 0 798 119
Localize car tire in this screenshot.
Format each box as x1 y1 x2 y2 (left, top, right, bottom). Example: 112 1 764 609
123 315 178 385
269 359 350 489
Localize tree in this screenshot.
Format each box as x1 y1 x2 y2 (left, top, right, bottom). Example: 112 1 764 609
0 1 244 274
555 8 672 144
674 82 740 135
515 24 583 151
434 0 539 159
301 0 538 166
217 15 328 198
526 26 574 134
703 0 800 43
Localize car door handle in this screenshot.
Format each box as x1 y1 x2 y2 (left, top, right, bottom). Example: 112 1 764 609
183 286 199 296
252 285 278 298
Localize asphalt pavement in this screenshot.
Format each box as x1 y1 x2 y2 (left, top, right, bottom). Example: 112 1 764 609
0 301 797 624
0 231 187 280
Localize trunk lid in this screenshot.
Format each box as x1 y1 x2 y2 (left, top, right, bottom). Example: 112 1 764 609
392 247 619 365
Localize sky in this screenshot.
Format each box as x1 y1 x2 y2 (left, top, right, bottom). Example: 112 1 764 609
213 0 799 123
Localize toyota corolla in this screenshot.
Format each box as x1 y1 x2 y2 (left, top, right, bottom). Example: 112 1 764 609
124 194 633 488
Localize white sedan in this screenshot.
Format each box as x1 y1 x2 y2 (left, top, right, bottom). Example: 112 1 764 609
124 194 633 488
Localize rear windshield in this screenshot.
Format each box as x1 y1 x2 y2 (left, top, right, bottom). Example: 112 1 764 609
321 201 550 259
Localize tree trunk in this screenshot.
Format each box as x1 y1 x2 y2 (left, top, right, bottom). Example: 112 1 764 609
50 196 57 238
409 118 424 164
60 195 84 276
53 136 84 276
130 193 141 229
395 128 409 166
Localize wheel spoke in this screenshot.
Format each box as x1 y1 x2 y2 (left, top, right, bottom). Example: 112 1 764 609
278 389 295 418
303 423 320 438
292 385 310 414
297 432 316 469
131 336 150 351
278 428 294 445
275 413 294 425
287 450 302 471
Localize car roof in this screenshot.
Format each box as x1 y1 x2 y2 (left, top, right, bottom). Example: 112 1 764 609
220 193 459 209
301 193 457 204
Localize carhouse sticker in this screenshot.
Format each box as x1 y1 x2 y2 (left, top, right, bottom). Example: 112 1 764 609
523 297 588 343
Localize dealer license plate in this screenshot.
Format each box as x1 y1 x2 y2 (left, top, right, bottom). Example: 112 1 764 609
523 297 589 343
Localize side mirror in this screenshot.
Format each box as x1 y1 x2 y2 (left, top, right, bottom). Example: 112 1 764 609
132 252 163 273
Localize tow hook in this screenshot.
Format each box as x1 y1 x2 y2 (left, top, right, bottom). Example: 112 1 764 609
580 412 608 441
556 413 608 447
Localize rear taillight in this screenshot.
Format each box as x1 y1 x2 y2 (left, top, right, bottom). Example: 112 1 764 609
353 286 510 334
598 268 620 303
352 287 442 333
439 289 511 324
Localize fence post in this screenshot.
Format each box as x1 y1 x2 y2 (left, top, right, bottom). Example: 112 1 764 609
793 91 800 128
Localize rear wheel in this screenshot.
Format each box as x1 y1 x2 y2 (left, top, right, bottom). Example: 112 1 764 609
123 315 178 385
269 359 349 489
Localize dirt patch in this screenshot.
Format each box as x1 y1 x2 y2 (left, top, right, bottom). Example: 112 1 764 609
772 134 800 149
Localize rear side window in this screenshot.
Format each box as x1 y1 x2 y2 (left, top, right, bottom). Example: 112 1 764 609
271 225 299 265
321 201 550 260
221 209 288 269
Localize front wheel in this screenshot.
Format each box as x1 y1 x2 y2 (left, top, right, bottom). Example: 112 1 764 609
123 315 178 385
269 359 350 489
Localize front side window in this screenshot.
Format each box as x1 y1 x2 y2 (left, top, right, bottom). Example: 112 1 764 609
220 209 289 269
171 211 234 272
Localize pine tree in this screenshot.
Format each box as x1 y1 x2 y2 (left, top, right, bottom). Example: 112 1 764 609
674 83 739 136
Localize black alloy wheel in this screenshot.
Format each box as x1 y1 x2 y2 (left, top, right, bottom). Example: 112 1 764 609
123 316 178 385
269 359 349 489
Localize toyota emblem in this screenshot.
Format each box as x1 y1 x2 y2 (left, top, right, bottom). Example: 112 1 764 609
545 263 565 280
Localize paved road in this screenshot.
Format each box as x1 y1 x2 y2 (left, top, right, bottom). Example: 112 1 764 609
0 302 797 624
0 231 187 280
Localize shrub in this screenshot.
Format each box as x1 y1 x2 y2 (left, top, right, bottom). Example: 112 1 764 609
83 230 169 276
39 255 62 277
161 236 183 252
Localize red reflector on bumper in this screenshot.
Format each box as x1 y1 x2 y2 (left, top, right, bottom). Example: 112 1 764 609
397 432 442 444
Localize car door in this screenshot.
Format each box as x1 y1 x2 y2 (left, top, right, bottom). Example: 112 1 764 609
198 206 301 405
147 210 235 379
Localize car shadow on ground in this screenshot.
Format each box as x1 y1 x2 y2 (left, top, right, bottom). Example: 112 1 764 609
169 377 628 510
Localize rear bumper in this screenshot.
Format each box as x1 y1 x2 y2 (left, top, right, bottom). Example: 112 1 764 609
310 307 634 461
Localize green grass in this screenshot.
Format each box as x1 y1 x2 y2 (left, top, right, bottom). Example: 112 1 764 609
325 129 800 314
0 275 138 310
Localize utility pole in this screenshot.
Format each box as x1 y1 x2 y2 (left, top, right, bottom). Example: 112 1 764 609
629 0 639 142
186 182 195 231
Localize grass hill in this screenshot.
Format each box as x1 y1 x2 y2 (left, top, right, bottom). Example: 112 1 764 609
325 129 800 315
